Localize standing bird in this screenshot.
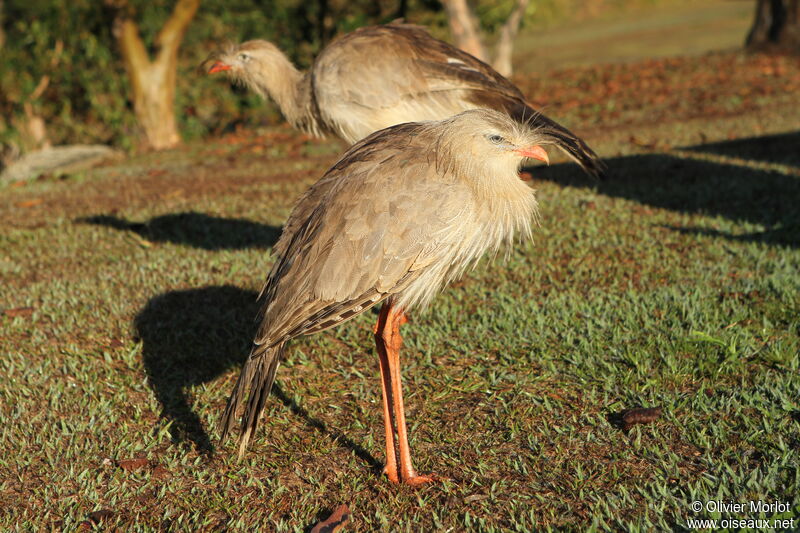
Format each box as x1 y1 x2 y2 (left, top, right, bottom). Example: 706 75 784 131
205 22 605 179
220 109 550 484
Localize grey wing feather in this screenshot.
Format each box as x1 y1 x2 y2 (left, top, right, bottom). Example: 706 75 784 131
313 23 605 178
254 123 467 348
314 23 521 111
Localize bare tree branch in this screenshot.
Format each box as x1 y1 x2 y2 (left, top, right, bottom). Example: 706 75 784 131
442 0 488 62
156 0 200 65
109 0 200 149
493 0 529 76
0 0 5 50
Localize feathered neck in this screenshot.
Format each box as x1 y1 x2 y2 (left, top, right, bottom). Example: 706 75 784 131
238 52 323 137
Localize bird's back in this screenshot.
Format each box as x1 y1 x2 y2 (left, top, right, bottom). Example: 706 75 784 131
255 114 538 350
256 122 467 347
311 23 526 143
311 23 605 178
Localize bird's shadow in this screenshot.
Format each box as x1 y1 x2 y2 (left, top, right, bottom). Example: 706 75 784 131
682 130 800 168
79 212 282 250
532 130 800 248
133 285 381 472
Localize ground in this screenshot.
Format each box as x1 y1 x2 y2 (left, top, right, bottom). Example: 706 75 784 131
1 4 799 531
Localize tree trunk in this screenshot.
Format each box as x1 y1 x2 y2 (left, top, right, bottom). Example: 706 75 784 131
746 0 800 51
493 0 529 77
111 0 200 150
442 0 488 62
18 40 62 151
394 0 408 21
0 0 5 50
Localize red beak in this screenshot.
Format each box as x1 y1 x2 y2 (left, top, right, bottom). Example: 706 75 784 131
515 145 549 164
208 61 231 74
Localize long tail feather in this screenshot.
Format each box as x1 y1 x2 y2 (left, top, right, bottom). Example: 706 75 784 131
515 105 608 180
219 343 286 457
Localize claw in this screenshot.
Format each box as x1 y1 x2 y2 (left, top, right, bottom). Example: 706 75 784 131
382 465 399 484
403 474 436 486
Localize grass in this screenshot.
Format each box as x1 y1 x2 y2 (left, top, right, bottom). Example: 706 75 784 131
2 19 800 533
515 0 753 71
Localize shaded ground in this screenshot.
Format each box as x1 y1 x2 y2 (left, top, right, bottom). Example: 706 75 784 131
536 131 800 249
1 44 799 533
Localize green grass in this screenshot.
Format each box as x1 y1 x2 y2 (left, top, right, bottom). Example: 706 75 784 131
2 47 800 533
514 0 753 72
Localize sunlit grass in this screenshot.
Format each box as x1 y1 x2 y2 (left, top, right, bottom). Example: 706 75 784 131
2 60 799 532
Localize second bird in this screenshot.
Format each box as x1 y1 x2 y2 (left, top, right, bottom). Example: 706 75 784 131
206 22 605 179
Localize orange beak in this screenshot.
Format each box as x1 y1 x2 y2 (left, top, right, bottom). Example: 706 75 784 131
515 145 549 164
208 61 231 74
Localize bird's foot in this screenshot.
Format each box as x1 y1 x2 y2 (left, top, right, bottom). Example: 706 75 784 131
401 473 437 486
383 466 437 486
382 465 400 484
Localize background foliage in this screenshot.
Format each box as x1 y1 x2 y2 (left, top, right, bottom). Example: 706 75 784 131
0 0 667 154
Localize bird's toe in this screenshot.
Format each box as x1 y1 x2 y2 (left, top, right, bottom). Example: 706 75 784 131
402 474 437 486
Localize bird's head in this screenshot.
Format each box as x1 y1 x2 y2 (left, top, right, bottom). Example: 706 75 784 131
203 40 292 96
434 109 550 181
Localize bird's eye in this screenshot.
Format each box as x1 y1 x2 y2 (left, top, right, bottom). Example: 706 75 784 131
238 53 250 62
487 134 505 144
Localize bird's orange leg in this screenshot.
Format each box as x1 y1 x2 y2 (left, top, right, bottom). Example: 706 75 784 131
374 304 399 483
376 301 435 486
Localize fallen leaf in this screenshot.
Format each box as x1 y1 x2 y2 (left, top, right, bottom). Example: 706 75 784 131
628 135 658 149
127 233 153 248
621 407 662 431
117 458 148 471
88 509 115 524
163 189 184 199
16 199 43 208
311 504 350 533
4 307 34 318
152 465 170 479
108 339 124 349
